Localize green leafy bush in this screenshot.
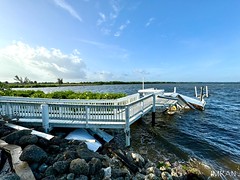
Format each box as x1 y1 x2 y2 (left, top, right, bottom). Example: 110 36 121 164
1 90 126 100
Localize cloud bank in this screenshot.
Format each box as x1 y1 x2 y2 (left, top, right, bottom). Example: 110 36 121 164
0 41 86 82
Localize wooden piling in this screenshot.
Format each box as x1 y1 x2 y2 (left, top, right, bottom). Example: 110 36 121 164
125 106 130 147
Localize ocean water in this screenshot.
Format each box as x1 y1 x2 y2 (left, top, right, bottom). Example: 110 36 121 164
16 83 240 174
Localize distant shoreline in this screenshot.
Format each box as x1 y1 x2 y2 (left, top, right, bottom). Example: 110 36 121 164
2 81 240 89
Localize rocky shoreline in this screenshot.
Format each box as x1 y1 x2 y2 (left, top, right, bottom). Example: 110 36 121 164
0 120 208 180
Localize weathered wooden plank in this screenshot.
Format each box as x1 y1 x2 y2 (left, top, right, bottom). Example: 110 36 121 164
0 140 35 180
5 123 54 140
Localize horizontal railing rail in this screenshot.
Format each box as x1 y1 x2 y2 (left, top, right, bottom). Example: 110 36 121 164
0 93 140 106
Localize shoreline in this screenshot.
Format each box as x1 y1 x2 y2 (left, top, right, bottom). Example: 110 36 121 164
0 118 209 180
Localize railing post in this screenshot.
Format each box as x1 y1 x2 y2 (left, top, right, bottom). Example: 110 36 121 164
152 94 156 127
6 103 12 119
41 104 49 133
85 106 89 128
124 106 130 147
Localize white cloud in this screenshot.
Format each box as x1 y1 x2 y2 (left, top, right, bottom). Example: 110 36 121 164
54 0 82 22
96 0 123 36
145 17 155 27
114 20 130 37
110 0 120 20
0 41 86 82
97 12 106 26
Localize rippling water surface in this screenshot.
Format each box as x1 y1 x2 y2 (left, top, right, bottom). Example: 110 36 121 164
18 83 240 172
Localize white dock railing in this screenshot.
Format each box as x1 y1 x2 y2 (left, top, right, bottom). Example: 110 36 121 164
0 93 140 106
0 93 155 146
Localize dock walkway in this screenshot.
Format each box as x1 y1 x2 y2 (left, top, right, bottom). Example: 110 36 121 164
0 93 159 146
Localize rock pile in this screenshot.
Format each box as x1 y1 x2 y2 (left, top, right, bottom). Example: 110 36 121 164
0 124 207 180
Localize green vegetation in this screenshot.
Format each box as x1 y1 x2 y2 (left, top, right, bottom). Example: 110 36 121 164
0 89 126 100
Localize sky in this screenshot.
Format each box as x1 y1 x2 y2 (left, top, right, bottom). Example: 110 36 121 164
0 0 240 82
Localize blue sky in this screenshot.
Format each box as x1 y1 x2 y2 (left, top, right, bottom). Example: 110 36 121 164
0 0 240 82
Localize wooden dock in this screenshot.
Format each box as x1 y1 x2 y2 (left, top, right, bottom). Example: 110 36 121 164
0 93 158 146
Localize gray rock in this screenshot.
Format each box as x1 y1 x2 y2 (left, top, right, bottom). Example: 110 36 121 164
19 134 38 146
38 163 48 173
91 168 105 180
66 173 75 180
69 158 89 176
161 171 173 180
0 127 13 138
75 175 88 180
37 138 49 148
77 148 103 162
19 144 47 163
145 173 159 180
111 168 130 179
146 166 161 177
63 150 78 160
2 130 31 144
53 160 69 173
0 173 20 180
49 145 60 153
29 162 39 171
44 166 57 177
59 174 67 180
89 158 103 175
110 157 122 167
133 172 145 180
42 175 56 180
144 161 156 169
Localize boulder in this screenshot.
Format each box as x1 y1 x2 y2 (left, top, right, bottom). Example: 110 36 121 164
88 158 103 175
145 173 158 180
0 127 13 138
37 138 50 148
133 172 145 180
20 144 47 163
146 166 161 177
63 150 78 160
53 160 69 173
2 130 31 144
75 175 88 180
111 168 130 179
76 148 104 162
69 158 89 176
66 173 75 180
42 175 56 180
44 166 57 177
19 134 38 146
48 145 60 153
38 163 48 173
161 171 173 180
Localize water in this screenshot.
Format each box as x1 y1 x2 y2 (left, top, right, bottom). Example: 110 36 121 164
15 83 240 173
